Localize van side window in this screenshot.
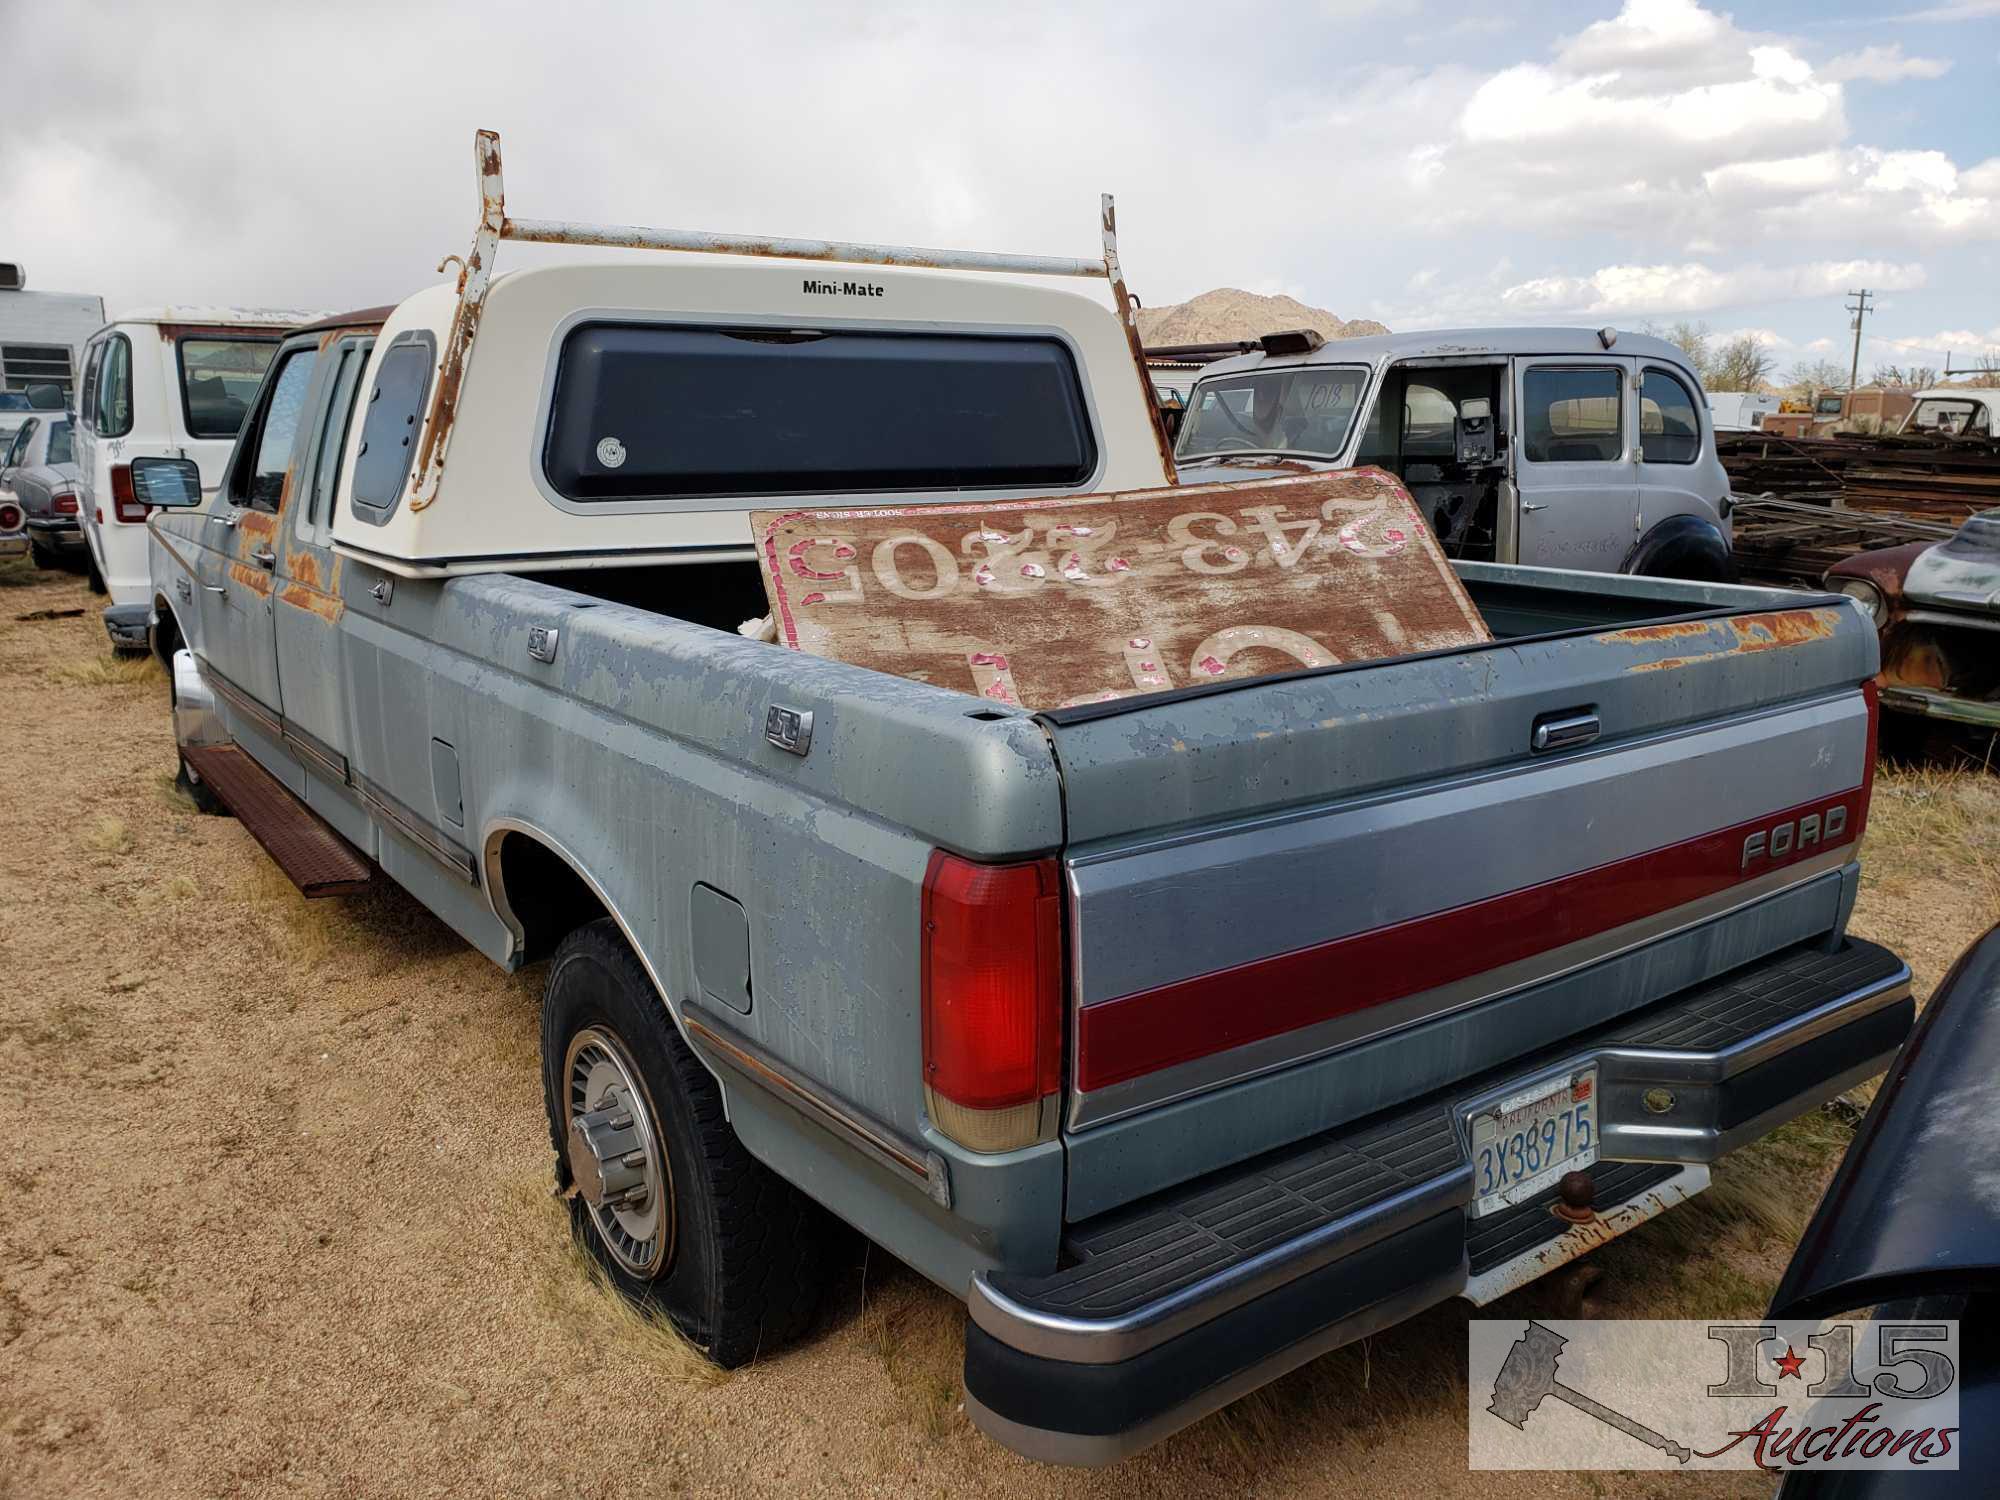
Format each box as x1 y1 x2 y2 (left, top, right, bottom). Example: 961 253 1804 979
238 347 320 512
1639 367 1701 464
94 335 134 438
1522 366 1622 463
79 342 103 428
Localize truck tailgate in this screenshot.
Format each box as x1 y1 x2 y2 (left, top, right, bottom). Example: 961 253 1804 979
1043 599 1879 1219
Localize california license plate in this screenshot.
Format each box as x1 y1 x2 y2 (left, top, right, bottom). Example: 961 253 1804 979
1469 1068 1597 1218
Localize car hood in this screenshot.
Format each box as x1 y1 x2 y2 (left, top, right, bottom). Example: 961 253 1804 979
1903 510 2000 614
1769 922 2000 1321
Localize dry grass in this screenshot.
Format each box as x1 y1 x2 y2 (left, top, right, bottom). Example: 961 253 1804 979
239 859 342 967
49 652 161 687
79 813 130 855
503 1174 728 1389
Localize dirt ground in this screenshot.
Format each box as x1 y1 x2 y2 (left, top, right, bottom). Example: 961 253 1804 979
1 557 1993 1500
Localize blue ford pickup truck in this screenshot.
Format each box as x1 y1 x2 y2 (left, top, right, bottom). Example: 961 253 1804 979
142 137 1908 1463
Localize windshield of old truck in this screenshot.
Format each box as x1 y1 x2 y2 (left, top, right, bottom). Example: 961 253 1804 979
177 337 279 440
1176 365 1368 461
1906 397 1990 437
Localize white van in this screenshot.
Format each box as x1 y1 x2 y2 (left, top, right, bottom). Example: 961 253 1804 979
75 307 325 647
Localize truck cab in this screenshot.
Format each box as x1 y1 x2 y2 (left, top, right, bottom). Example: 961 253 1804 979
1898 387 1997 438
1174 327 1735 582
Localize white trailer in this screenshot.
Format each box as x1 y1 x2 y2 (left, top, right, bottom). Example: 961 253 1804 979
0 262 106 406
1705 390 1779 432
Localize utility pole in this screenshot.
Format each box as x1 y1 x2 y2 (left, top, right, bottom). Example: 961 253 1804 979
1845 288 1873 393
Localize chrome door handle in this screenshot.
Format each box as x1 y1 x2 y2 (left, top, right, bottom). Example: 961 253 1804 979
203 584 226 596
1521 501 1549 513
207 510 239 529
251 546 276 570
1531 709 1601 754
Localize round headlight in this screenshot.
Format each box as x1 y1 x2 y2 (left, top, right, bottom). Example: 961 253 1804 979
1833 578 1885 624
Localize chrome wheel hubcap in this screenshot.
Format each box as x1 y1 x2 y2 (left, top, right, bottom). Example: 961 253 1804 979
564 1026 673 1279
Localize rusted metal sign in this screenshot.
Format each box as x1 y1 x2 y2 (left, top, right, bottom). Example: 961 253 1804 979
753 470 1491 710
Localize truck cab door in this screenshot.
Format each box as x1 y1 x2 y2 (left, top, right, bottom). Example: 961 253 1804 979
198 339 321 745
1511 356 1638 571
271 330 374 818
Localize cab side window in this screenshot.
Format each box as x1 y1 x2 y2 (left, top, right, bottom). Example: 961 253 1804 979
93 335 133 438
304 337 373 532
236 347 319 512
1522 366 1623 463
1639 367 1701 464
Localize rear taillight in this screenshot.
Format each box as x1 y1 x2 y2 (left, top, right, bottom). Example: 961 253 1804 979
0 502 20 532
920 851 1063 1153
53 490 78 515
110 463 147 524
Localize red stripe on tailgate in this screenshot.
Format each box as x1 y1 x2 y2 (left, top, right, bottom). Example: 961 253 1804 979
1075 787 1868 1093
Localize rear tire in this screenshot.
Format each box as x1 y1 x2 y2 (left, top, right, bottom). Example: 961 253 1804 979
540 918 827 1366
30 541 59 570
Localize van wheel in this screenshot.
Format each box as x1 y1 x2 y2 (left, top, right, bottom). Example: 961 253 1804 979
540 918 827 1366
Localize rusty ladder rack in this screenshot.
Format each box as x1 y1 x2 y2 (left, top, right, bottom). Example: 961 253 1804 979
406 129 1175 515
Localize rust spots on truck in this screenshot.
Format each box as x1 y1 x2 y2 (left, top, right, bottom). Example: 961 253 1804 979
1612 608 1840 672
276 549 345 625
228 560 273 597
410 130 506 513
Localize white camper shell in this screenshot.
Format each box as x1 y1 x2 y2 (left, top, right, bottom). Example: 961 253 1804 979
328 133 1173 580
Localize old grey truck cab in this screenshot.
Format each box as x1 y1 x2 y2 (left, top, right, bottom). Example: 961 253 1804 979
1175 327 1737 583
144 135 1906 1464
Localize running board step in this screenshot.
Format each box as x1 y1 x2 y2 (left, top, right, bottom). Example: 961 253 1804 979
181 745 374 898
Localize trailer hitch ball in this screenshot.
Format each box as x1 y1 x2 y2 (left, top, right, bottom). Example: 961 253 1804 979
567 1090 650 1209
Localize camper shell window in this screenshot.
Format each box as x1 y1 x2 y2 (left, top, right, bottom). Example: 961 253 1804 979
541 323 1097 504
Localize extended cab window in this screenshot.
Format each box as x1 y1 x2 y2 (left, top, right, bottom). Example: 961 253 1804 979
237 347 319 511
543 324 1096 502
1639 367 1701 464
1522 366 1622 463
1176 365 1366 460
178 337 279 440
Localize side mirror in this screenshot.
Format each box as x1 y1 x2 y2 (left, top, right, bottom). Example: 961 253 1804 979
129 456 205 509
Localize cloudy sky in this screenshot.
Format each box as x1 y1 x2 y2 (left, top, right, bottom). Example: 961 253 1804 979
5 0 1997 373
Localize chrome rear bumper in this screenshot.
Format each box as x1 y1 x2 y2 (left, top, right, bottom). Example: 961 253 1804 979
965 938 1911 1465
